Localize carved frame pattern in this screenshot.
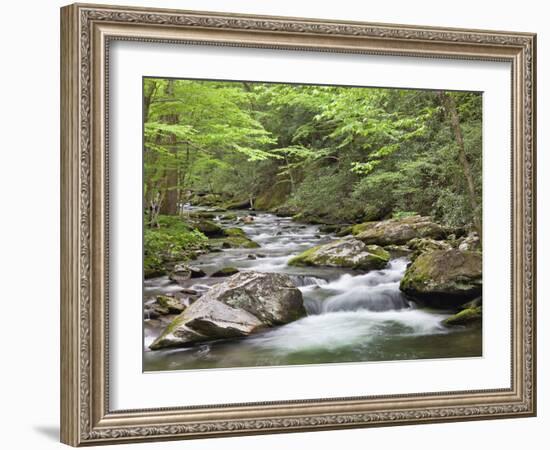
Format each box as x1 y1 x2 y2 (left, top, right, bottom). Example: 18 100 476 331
60 3 536 446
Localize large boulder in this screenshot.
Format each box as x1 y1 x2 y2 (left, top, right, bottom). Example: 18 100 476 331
353 215 450 246
149 272 305 350
288 238 390 271
149 300 265 349
399 249 482 307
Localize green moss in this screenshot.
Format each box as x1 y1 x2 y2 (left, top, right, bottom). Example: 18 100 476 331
461 297 482 309
209 236 260 249
212 267 240 277
287 245 322 266
400 249 482 293
336 226 353 237
366 245 390 260
288 243 389 270
351 222 373 235
399 266 429 290
150 313 189 349
156 295 185 313
445 306 482 326
190 219 224 237
224 227 246 237
222 199 252 210
399 249 441 290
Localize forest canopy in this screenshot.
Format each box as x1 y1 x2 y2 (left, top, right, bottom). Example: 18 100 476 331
143 78 482 231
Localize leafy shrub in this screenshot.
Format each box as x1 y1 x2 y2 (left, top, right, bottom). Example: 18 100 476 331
144 215 208 277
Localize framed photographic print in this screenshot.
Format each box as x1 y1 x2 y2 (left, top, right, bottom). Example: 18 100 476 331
60 3 537 446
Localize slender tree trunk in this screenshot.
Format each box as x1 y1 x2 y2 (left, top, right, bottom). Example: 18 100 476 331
143 81 158 122
159 80 179 215
160 154 178 215
284 155 296 193
439 92 482 245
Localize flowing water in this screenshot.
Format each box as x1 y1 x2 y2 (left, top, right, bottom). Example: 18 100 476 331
144 209 481 371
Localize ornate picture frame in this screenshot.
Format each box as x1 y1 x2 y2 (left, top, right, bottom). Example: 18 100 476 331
60 3 536 446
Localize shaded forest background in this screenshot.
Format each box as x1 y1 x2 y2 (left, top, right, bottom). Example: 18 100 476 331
143 78 482 274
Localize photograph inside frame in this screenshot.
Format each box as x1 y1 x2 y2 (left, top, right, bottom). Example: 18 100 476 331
142 77 483 372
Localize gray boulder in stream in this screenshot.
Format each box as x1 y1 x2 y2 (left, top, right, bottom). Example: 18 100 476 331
149 271 305 350
288 237 390 271
353 215 450 246
399 249 482 307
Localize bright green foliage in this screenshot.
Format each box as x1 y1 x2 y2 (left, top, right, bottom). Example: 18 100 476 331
144 78 482 230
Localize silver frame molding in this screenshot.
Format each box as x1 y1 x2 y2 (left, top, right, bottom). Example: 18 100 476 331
60 3 536 446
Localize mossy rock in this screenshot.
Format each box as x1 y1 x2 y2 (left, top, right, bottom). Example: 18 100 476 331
223 227 246 237
408 237 452 253
190 219 224 237
408 238 452 261
335 226 353 237
211 267 240 277
445 306 482 326
271 204 299 217
461 297 482 310
156 295 186 314
351 222 373 235
354 215 451 246
220 213 238 221
319 224 347 233
288 238 390 271
209 236 260 249
400 249 482 308
191 193 222 206
223 199 252 210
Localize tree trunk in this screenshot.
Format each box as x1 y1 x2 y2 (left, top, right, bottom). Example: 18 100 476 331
159 80 179 215
439 92 482 245
160 156 178 215
143 81 158 122
284 155 296 193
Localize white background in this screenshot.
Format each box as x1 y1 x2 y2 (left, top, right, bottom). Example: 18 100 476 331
0 0 547 449
111 43 511 409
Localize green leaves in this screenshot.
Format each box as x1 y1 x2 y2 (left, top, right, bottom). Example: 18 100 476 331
144 122 196 141
143 77 482 229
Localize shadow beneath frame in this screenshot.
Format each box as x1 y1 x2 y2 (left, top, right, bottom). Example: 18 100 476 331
33 425 59 442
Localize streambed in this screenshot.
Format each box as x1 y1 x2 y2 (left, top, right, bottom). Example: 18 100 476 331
143 210 481 371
